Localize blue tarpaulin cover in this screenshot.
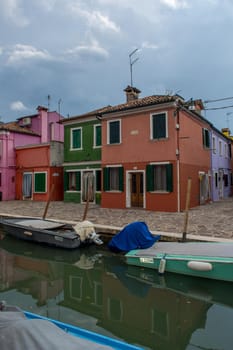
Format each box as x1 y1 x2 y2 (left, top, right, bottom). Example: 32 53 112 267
108 221 161 252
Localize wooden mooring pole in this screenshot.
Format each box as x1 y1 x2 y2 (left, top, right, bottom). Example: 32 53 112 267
43 183 55 220
182 178 192 242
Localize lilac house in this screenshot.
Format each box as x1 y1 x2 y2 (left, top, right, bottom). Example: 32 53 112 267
211 127 232 201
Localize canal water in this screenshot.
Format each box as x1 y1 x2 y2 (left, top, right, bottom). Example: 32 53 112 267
0 234 232 350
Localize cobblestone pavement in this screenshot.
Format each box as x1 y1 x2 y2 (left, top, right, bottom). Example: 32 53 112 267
0 198 232 240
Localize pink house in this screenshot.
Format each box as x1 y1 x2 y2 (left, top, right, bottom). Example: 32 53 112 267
0 106 64 201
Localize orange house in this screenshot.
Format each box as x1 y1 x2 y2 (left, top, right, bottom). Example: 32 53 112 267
15 143 64 201
99 87 211 212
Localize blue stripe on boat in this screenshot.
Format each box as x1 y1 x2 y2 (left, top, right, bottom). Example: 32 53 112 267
24 311 143 350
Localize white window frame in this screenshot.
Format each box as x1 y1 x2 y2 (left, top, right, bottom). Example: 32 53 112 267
212 136 216 154
224 143 227 158
150 112 168 140
219 140 222 156
67 171 79 191
107 119 121 145
70 127 82 150
150 162 170 192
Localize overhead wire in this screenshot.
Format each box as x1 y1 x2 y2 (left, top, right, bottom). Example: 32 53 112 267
204 104 233 111
204 96 233 103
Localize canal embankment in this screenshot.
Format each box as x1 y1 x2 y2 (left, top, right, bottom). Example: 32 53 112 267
0 199 233 242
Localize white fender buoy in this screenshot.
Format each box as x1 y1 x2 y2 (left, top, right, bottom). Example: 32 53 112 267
158 257 166 274
187 261 213 271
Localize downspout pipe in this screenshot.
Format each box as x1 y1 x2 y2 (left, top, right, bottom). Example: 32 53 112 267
175 103 181 212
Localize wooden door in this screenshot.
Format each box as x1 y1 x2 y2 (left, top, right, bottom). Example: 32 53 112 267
131 172 143 208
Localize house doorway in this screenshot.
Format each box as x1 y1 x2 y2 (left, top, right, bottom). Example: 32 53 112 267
218 169 224 199
82 171 94 203
130 172 144 208
199 172 209 204
22 172 33 200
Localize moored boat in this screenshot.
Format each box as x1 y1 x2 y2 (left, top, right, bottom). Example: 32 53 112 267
0 217 103 249
125 241 233 282
0 302 142 350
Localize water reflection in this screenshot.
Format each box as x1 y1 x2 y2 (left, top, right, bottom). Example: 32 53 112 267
0 235 232 350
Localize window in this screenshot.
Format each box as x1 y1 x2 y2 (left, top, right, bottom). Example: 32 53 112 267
212 137 216 153
228 144 232 159
151 308 169 337
103 166 124 191
202 128 210 148
34 172 46 193
93 282 103 306
65 171 81 191
70 276 83 301
151 112 167 139
224 144 227 158
224 174 228 187
219 141 222 156
107 120 121 144
107 298 123 321
215 172 218 188
146 163 173 192
94 124 101 147
71 127 82 150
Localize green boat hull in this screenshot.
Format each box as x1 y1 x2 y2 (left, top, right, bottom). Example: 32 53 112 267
126 242 233 282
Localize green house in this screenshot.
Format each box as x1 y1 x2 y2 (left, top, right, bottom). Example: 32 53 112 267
62 114 102 204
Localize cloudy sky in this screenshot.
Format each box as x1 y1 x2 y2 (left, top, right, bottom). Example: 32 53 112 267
1 0 233 131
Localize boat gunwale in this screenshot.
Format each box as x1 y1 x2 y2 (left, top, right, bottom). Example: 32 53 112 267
24 311 143 350
1 219 78 239
129 253 233 264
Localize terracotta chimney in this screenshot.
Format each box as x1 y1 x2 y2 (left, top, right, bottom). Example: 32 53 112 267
37 106 48 112
124 86 141 103
222 128 231 138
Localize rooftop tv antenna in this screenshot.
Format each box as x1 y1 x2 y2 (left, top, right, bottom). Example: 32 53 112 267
47 94 51 110
226 111 233 128
129 48 139 86
58 98 62 115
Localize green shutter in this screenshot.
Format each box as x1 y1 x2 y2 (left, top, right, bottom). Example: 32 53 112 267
119 167 124 191
72 129 81 148
109 121 120 144
103 167 110 191
34 173 46 192
96 125 101 146
64 171 68 191
205 129 210 148
202 128 210 148
166 164 173 192
146 164 154 191
153 114 166 139
76 172 81 191
95 170 101 191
